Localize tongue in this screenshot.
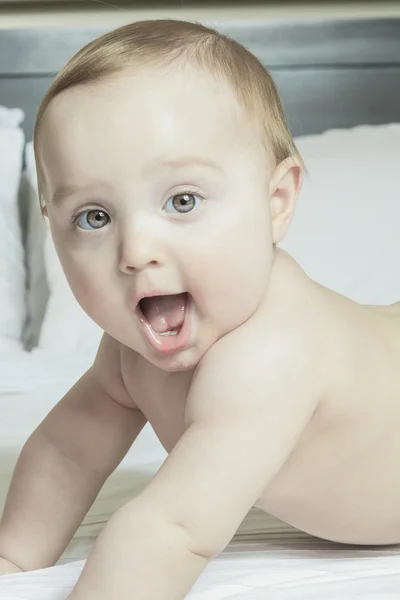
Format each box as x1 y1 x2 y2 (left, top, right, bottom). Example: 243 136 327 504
140 293 187 334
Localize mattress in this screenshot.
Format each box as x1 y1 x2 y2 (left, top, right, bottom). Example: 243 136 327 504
1 350 400 599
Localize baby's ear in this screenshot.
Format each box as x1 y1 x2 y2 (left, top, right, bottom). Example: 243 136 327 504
269 157 303 244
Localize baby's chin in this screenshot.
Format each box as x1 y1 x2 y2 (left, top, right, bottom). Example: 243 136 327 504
124 328 217 372
142 341 209 373
108 317 223 372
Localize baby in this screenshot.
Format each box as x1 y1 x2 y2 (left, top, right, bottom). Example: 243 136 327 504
1 18 400 600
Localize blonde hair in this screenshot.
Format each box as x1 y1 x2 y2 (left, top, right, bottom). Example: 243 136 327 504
34 19 302 180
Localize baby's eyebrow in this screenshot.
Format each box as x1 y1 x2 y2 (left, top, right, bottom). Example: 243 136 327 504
51 183 94 207
153 156 224 173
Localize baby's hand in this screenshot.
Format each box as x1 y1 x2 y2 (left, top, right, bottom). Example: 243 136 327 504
0 557 23 575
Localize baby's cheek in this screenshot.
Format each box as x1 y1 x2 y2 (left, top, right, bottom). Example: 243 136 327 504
69 267 126 334
52 243 121 325
62 261 103 310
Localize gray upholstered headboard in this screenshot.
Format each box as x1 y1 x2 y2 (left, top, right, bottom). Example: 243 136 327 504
1 18 400 142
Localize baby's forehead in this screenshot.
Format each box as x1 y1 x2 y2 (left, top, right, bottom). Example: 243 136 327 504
40 66 262 169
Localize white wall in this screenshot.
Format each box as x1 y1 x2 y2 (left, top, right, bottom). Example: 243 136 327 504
1 2 400 28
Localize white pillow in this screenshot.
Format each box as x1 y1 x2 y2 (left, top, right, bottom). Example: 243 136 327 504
37 228 102 354
29 123 400 352
0 107 25 353
280 124 400 304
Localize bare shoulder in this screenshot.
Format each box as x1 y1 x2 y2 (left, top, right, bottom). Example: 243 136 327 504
234 250 328 384
265 250 400 399
188 253 325 425
256 249 355 387
91 332 139 409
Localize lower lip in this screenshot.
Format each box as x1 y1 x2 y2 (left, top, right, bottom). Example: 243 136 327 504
137 295 192 355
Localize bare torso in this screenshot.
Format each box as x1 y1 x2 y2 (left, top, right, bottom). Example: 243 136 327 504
119 251 400 546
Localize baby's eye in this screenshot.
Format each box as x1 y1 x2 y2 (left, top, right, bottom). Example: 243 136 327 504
76 209 111 231
164 193 201 214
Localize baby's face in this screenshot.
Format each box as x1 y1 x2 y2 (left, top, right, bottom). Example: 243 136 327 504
38 66 277 371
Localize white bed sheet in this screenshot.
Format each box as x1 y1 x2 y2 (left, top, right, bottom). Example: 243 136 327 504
1 350 400 599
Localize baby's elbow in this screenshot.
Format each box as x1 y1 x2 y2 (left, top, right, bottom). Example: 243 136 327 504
172 519 232 560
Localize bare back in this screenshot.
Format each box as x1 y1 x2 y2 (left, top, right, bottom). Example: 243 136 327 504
117 250 400 546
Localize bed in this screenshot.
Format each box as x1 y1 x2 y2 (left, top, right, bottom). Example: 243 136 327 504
1 16 400 599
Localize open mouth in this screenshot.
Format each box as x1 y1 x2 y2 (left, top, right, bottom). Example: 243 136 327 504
136 292 191 353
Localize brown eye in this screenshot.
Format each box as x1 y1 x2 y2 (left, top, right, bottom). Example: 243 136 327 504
77 209 110 230
165 193 200 214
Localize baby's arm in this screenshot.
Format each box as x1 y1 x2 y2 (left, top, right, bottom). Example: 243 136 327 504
0 334 147 572
68 329 319 600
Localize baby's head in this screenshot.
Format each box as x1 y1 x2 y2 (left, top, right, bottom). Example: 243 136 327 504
34 19 303 371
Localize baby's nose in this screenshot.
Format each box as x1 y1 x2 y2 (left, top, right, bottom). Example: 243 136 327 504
118 219 162 274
